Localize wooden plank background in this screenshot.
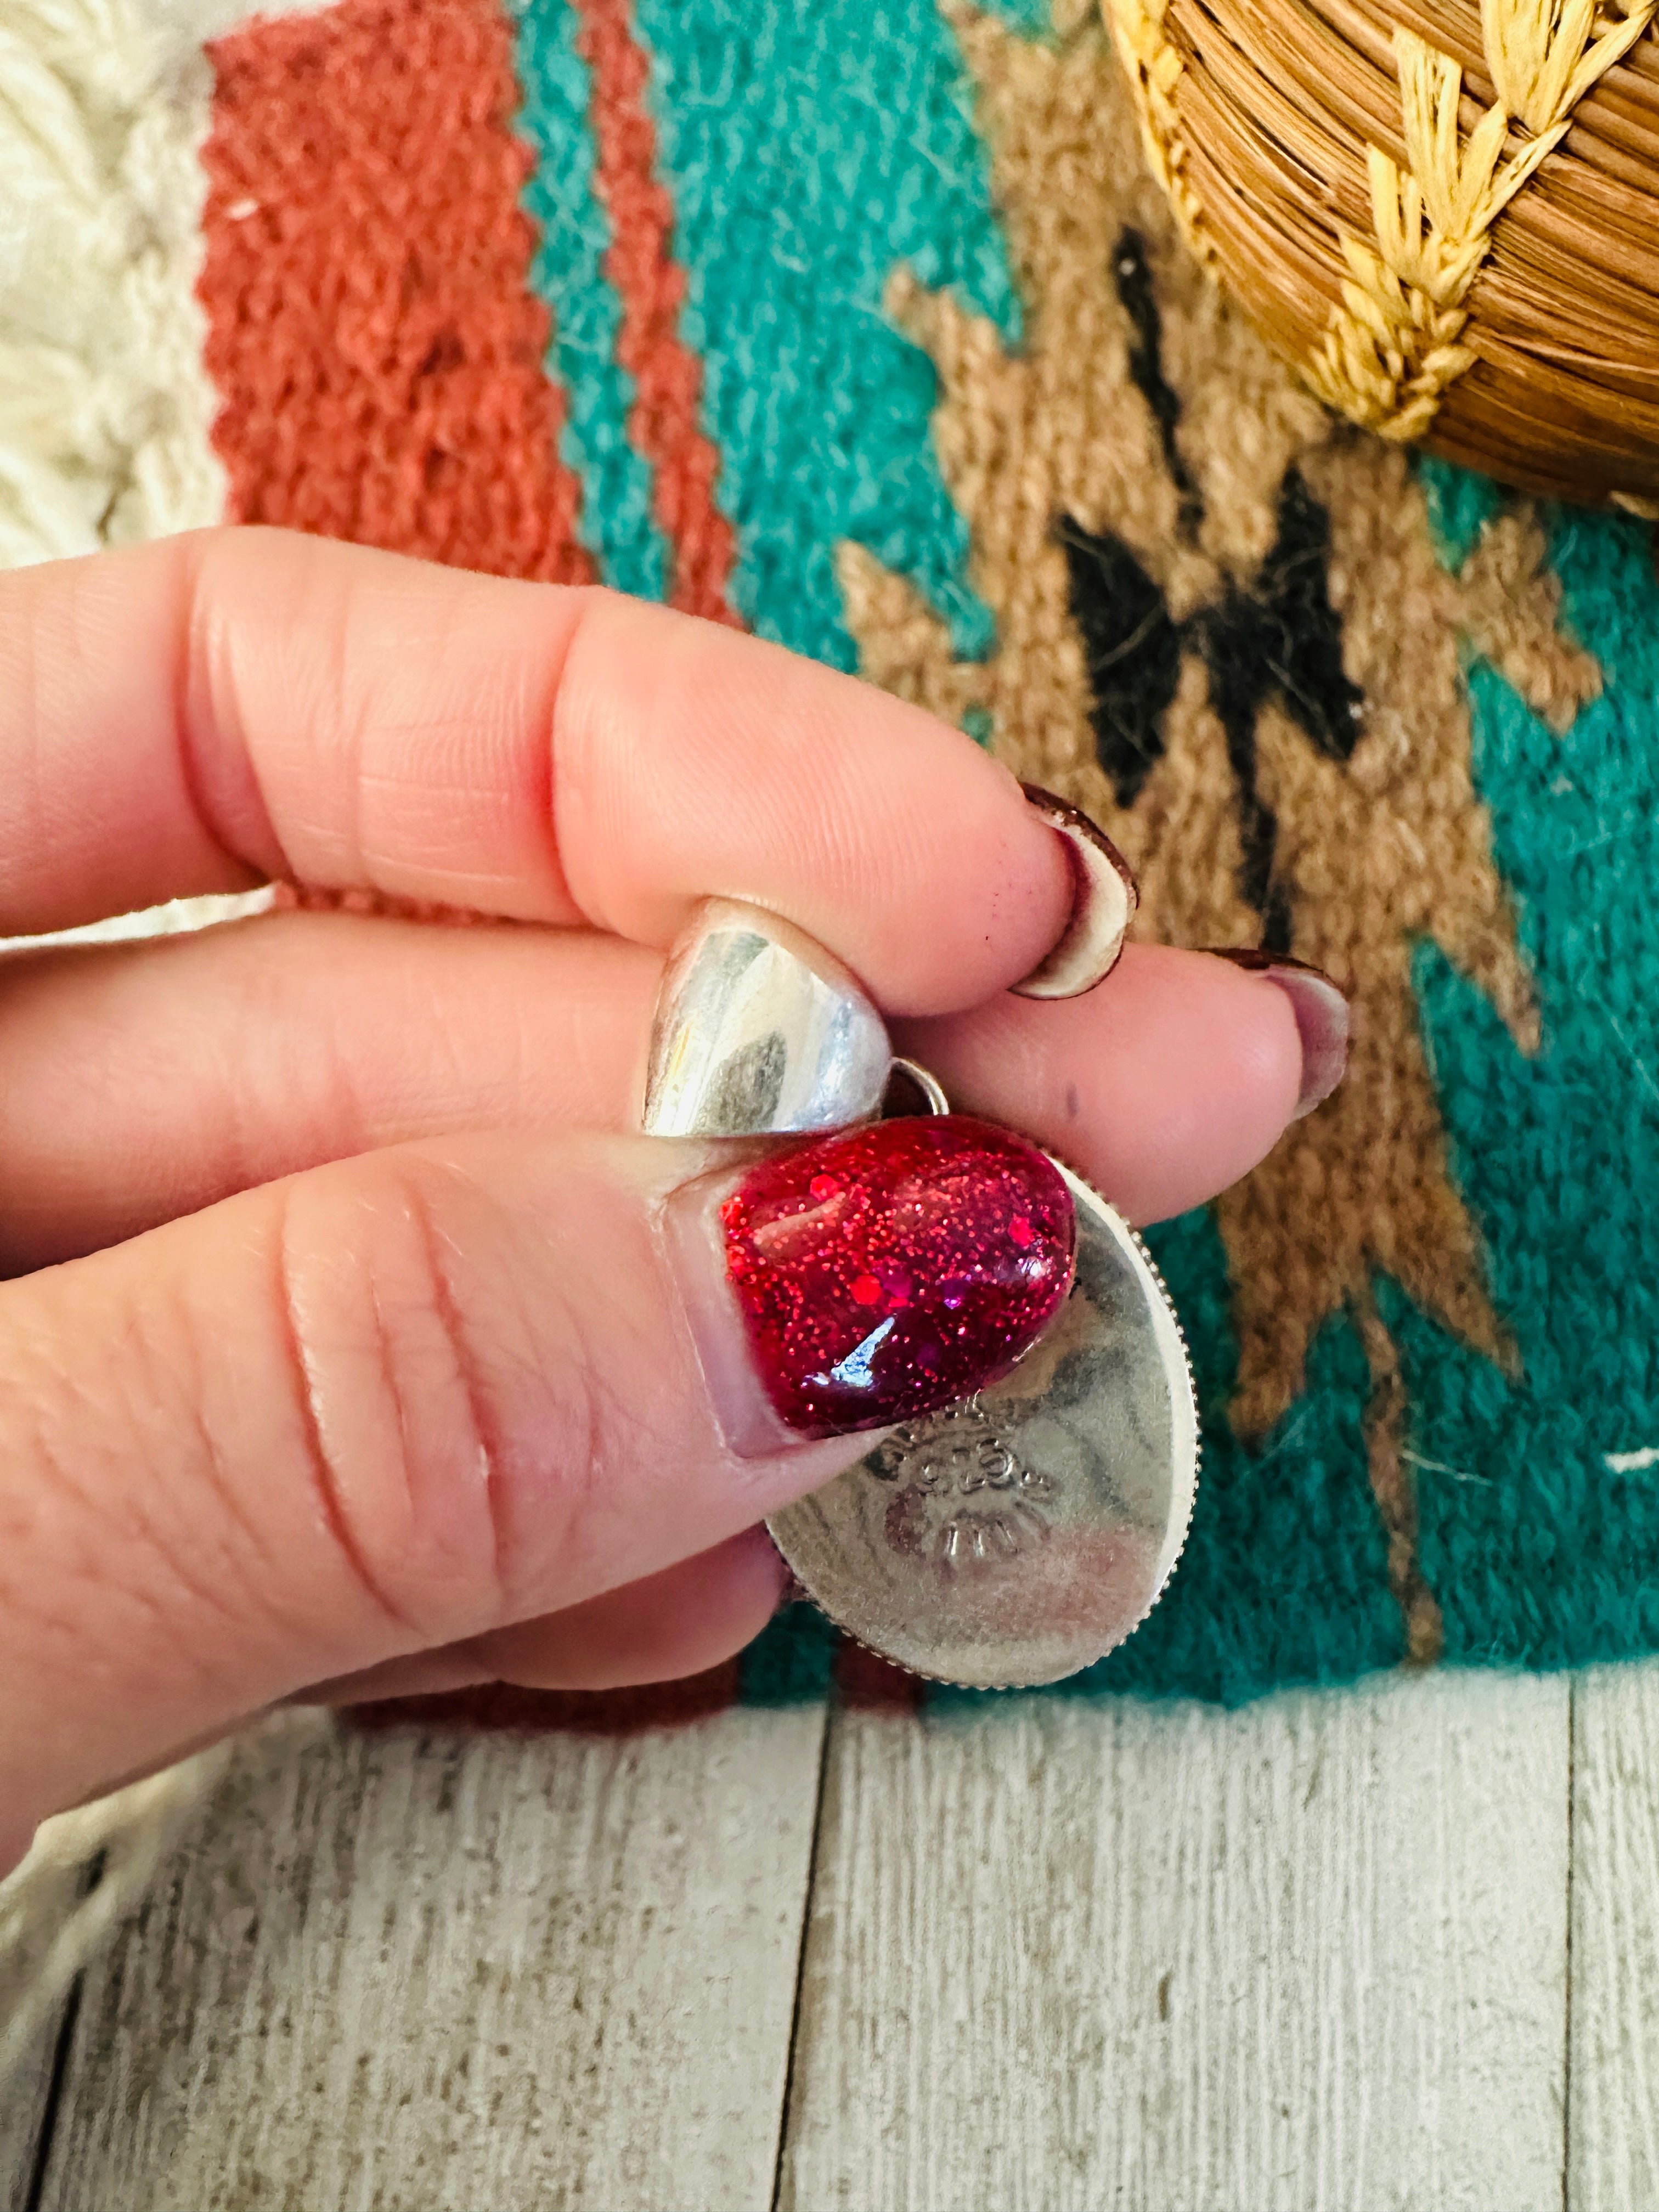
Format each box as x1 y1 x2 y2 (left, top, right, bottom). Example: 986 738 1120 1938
27 1707 823 2211
1571 1671 1659 2210
781 1673 1570 2211
12 1663 1659 2209
0 1878 74 2212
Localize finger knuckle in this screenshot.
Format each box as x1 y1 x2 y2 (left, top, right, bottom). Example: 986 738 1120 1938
270 1155 560 1643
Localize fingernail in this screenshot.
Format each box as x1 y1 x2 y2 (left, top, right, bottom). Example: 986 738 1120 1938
641 896 890 1137
1206 949 1351 1118
668 1115 1076 1456
1012 785 1138 1000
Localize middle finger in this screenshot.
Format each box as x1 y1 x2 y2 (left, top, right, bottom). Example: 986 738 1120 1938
0 908 1305 1271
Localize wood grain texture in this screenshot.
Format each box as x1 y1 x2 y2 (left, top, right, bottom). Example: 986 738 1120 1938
778 1672 1571 2212
0 1883 72 2212
1568 1665 1659 2211
37 1706 825 2212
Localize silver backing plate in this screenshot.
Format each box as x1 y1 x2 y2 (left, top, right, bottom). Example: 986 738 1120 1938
765 1162 1199 1689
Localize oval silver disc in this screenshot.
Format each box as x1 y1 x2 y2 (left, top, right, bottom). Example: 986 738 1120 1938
765 1161 1199 1689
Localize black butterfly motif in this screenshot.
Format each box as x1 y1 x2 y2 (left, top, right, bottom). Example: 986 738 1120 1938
1059 232 1365 953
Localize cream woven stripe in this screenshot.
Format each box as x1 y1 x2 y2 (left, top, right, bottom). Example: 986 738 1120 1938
0 0 337 568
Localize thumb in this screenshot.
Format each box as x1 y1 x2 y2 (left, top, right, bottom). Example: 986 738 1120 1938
0 1115 1073 1842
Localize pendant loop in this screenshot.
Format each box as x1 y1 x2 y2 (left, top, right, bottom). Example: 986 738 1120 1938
883 1057 951 1119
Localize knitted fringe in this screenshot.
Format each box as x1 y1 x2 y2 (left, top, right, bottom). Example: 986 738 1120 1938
0 1710 331 2086
0 0 325 2075
0 0 250 566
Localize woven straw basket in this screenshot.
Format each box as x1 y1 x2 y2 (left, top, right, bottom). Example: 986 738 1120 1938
1109 0 1659 513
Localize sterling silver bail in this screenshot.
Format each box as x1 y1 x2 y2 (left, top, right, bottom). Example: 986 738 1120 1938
640 898 893 1137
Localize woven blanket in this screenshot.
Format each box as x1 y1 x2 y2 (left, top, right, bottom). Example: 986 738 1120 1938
6 0 1659 1716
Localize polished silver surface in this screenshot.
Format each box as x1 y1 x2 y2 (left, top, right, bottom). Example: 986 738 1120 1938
641 898 892 1137
767 1161 1198 1688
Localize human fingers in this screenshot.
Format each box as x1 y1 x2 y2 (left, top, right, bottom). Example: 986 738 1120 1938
0 1114 1074 1846
894 944 1341 1226
0 921 1323 1269
0 915 660 1268
0 529 1069 1012
295 1528 788 1705
59 1531 787 1799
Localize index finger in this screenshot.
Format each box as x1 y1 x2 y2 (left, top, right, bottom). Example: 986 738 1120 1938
0 528 1071 1015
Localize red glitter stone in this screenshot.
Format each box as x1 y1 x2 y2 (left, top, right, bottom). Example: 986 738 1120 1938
719 1115 1077 1438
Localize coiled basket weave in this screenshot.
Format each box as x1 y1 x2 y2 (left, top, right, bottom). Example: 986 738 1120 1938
1109 0 1659 512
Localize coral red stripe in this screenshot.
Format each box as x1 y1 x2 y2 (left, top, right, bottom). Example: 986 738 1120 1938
349 1662 744 1736
573 0 740 624
835 1639 926 1713
199 0 594 585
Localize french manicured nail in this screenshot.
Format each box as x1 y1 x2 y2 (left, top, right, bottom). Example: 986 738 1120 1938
1207 949 1351 1118
1012 784 1139 1000
669 1115 1076 1456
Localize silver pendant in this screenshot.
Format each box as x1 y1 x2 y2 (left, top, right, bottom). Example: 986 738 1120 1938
765 1159 1197 1687
642 898 1199 1689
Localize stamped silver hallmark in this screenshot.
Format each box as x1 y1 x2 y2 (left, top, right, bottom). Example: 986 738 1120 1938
868 1404 1056 1573
766 1161 1199 1688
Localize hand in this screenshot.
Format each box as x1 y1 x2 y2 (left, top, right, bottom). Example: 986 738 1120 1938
0 528 1334 1856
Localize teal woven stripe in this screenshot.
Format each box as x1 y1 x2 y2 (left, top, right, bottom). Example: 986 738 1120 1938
974 0 1055 31
1418 454 1504 575
513 0 670 602
1408 499 1659 1672
627 0 1018 671
738 1602 839 1706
